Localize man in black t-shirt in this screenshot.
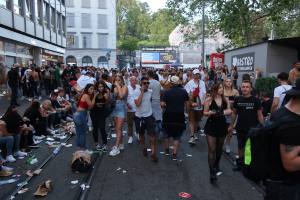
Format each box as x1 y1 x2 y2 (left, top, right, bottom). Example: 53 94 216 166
265 78 300 200
229 81 264 171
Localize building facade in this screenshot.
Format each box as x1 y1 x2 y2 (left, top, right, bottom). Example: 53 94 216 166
65 0 116 68
0 0 66 68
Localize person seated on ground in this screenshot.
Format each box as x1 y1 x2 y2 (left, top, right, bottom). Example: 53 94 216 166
0 119 15 166
50 91 69 124
57 87 73 120
1 105 28 162
24 101 48 137
40 100 56 130
19 116 35 152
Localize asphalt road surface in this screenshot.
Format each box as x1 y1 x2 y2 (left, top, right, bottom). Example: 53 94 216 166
0 98 264 200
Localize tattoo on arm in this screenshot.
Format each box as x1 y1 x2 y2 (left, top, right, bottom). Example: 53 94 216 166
285 145 296 153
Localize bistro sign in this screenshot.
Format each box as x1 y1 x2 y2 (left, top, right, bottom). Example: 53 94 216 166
231 52 255 71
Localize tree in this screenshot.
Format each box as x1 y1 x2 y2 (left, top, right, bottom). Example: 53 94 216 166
167 0 300 47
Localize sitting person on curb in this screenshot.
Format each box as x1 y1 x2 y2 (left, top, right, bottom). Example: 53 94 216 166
0 120 14 176
1 105 28 162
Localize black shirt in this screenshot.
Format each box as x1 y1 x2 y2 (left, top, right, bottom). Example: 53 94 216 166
162 86 189 114
262 98 272 117
269 107 300 182
2 111 23 134
233 95 262 131
7 69 19 87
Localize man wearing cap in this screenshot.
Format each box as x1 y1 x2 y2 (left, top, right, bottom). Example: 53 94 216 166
265 77 300 200
161 76 189 160
184 69 206 144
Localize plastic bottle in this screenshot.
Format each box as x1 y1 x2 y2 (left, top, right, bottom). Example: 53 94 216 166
53 146 61 155
0 178 19 186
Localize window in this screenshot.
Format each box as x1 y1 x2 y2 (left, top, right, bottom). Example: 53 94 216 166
98 56 108 67
51 7 56 31
0 41 4 51
25 0 33 19
43 2 50 28
66 56 77 65
62 16 66 35
0 0 11 10
81 13 91 28
98 33 108 48
66 33 78 48
97 14 107 29
13 0 22 15
66 13 75 27
82 56 93 66
5 42 16 53
65 0 73 7
98 0 106 9
81 0 90 8
81 33 91 48
57 13 62 34
35 0 43 25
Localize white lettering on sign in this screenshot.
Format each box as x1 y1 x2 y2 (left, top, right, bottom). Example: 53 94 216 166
231 52 255 71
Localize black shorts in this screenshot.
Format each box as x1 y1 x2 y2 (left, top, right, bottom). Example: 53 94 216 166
134 115 156 136
236 129 248 149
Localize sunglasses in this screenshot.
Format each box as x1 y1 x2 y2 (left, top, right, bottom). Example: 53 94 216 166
143 82 150 85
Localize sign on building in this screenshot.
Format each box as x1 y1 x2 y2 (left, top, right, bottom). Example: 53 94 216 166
159 52 177 64
231 52 255 71
141 52 160 64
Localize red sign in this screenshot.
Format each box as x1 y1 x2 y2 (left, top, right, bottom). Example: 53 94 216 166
210 53 224 69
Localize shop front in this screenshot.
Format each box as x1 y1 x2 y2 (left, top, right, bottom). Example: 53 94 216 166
42 50 64 66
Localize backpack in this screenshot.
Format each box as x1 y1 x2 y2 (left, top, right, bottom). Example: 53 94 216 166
243 114 299 181
71 150 92 173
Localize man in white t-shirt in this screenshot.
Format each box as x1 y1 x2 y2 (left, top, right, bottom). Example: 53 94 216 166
77 72 95 90
134 77 158 162
271 72 292 113
127 76 140 144
184 69 207 144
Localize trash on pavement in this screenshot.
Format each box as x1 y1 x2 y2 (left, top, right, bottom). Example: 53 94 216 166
71 180 79 185
80 184 90 190
65 144 72 147
116 167 122 171
17 181 28 187
147 149 151 152
159 152 165 154
178 192 192 199
122 170 127 174
0 178 19 186
186 154 193 157
26 170 33 177
34 180 52 197
33 169 42 175
17 188 29 194
111 134 116 138
27 156 38 165
46 137 55 141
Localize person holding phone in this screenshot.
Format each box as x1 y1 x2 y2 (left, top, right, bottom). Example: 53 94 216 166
73 84 97 150
223 78 239 153
90 81 110 151
109 75 128 157
203 83 232 183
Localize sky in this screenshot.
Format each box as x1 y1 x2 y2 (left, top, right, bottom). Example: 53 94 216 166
139 0 167 12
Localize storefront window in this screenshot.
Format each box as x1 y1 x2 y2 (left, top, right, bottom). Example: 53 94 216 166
13 0 22 15
16 45 31 55
5 42 16 53
0 41 3 51
43 2 50 28
35 0 43 25
0 0 11 10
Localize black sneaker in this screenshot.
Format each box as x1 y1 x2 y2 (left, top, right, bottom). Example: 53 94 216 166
143 148 148 157
164 148 170 156
172 153 177 161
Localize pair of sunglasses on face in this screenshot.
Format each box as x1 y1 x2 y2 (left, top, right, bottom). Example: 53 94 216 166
142 81 150 85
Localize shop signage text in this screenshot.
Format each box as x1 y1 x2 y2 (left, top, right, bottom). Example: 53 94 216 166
231 52 255 71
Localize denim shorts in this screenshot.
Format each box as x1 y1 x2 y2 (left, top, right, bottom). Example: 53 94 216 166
112 100 126 118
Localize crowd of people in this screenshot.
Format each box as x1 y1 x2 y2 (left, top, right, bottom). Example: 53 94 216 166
0 61 300 199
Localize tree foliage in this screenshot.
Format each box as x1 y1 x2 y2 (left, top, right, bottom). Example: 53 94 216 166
166 0 300 47
117 0 180 50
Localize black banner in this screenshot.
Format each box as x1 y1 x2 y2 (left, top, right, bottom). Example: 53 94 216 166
231 52 255 71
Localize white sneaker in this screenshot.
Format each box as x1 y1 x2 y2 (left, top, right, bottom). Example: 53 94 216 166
225 145 231 154
188 136 195 144
38 96 42 100
119 143 124 151
96 144 101 150
194 135 199 140
15 151 28 157
1 165 14 171
128 136 133 144
6 155 16 162
134 132 139 141
89 126 93 132
109 146 120 156
85 149 94 155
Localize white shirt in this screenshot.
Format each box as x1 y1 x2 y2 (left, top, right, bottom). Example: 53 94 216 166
200 70 205 81
77 75 95 90
135 89 153 118
184 79 207 105
273 84 292 108
104 81 112 90
127 84 141 112
149 79 161 101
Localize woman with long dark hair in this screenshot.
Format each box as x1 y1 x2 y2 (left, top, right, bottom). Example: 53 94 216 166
90 81 110 151
203 83 232 183
109 75 128 156
73 84 97 150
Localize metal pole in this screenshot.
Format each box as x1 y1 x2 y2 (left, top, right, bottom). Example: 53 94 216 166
201 2 205 67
